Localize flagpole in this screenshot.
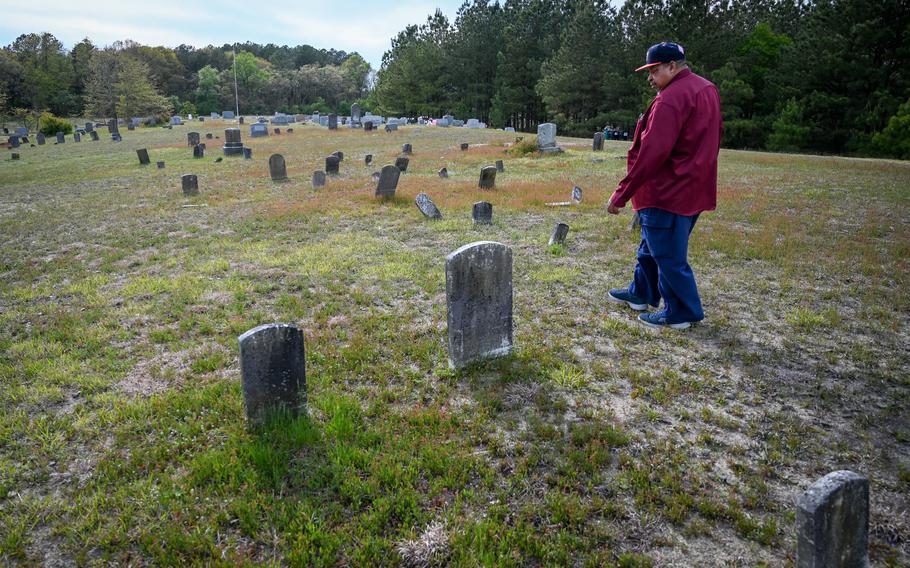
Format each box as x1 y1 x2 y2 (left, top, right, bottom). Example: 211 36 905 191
233 45 240 118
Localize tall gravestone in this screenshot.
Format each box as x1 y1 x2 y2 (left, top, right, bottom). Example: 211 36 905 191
797 470 869 568
479 166 497 189
495 160 504 172
137 149 150 165
376 165 400 198
223 128 244 156
593 131 604 151
181 174 199 196
415 193 442 219
36 133 45 145
365 154 372 165
328 114 338 130
193 144 205 159
473 201 492 225
269 154 288 182
325 155 340 175
313 171 326 187
238 324 307 427
537 123 562 153
445 242 513 369
395 157 409 172
351 103 361 125
549 223 569 246
89 131 99 141
188 132 200 146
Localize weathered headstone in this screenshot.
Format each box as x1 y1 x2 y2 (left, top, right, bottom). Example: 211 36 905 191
137 148 150 165
402 143 412 154
187 132 200 146
331 150 343 161
415 193 442 219
445 241 513 369
385 123 398 132
181 174 199 196
56 132 65 144
351 103 361 124
206 133 213 140
593 131 604 151
460 143 469 151
365 154 373 165
328 113 337 129
36 133 45 145
89 131 99 141
364 121 374 132
438 167 448 179
495 159 504 172
73 132 80 142
549 223 569 246
223 128 244 156
193 144 205 159
127 122 135 131
239 116 245 124
479 166 497 189
84 123 93 132
537 123 562 153
250 123 268 138
286 128 293 133
269 154 288 182
376 164 400 198
797 470 869 568
572 186 583 202
313 171 326 187
223 111 235 119
243 148 252 159
395 157 409 172
157 161 165 169
325 155 340 175
473 201 492 225
238 324 307 427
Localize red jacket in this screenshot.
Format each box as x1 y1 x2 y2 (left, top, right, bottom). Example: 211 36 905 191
610 68 722 215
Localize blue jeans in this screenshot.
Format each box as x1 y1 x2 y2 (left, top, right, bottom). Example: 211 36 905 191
628 208 704 323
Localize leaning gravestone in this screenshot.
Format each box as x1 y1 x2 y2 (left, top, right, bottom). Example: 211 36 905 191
572 186 583 202
495 159 504 172
797 470 869 568
312 171 326 187
438 167 448 179
473 201 493 225
238 324 307 427
269 154 288 182
549 223 569 246
188 132 200 146
325 155 340 175
181 174 199 196
479 166 497 189
445 241 513 369
36 133 45 145
593 131 604 151
402 143 412 154
89 131 99 141
376 164 400 198
395 157 409 172
137 148 150 165
328 114 338 129
56 132 65 144
193 145 205 159
365 154 372 165
537 122 562 153
223 128 244 156
415 193 442 219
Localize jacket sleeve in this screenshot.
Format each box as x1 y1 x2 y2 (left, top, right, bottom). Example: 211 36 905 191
610 98 683 208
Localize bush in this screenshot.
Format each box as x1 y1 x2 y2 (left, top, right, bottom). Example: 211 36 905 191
507 136 538 156
38 112 73 136
766 98 809 152
871 97 910 159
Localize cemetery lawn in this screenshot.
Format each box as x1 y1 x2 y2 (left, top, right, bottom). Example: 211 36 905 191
1 123 908 566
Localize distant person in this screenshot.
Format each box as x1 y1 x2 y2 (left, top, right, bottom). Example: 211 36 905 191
606 42 722 329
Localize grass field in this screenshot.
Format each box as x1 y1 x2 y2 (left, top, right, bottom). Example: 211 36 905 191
1 121 908 566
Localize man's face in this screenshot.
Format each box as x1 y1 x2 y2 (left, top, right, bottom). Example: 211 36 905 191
647 62 676 91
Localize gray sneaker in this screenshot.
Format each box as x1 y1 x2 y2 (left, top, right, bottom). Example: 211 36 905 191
608 288 648 311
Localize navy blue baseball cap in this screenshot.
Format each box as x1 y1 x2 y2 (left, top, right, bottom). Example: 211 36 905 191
635 42 686 71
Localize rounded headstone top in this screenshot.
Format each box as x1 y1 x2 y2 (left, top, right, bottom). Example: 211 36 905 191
446 241 510 263
238 323 300 344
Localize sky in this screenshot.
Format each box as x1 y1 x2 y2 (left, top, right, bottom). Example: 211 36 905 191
0 0 468 70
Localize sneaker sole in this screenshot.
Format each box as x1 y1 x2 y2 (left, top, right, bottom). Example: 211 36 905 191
637 317 691 330
607 293 648 311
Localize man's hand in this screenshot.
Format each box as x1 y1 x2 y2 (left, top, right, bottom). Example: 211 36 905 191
607 199 621 215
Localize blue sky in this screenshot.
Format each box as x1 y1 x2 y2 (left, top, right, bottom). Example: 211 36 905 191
0 0 468 70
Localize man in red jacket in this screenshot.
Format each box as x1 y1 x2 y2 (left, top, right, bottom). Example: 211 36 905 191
607 42 722 329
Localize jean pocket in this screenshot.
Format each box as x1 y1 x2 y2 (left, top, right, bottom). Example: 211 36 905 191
638 208 674 229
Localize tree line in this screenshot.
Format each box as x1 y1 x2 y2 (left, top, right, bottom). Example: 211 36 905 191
372 0 910 158
0 35 371 125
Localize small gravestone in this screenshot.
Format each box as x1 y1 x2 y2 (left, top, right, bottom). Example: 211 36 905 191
274 128 281 135
238 324 307 427
181 174 199 196
537 123 562 153
549 223 569 246
325 155 340 175
593 132 604 151
73 132 80 142
365 154 372 165
127 122 135 131
572 186 583 202
364 121 373 132
371 171 381 183
137 148 150 165
239 116 245 124
11 153 19 160
89 131 99 141
313 171 326 187
56 132 65 144
206 133 213 140
415 193 442 219
287 128 293 133
157 161 165 169
385 123 398 132
495 160 504 172
243 148 252 159
84 123 93 132
376 164 400 198
445 241 513 369
402 143 412 154
479 166 497 189
328 114 338 129
269 154 288 182
438 167 448 178
8 136 20 148
395 157 409 172
21 136 29 144
250 123 268 138
223 110 234 119
223 128 244 156
797 470 869 568
193 144 204 159
460 143 469 151
188 132 200 146
331 150 343 161
37 133 45 145
473 201 492 225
